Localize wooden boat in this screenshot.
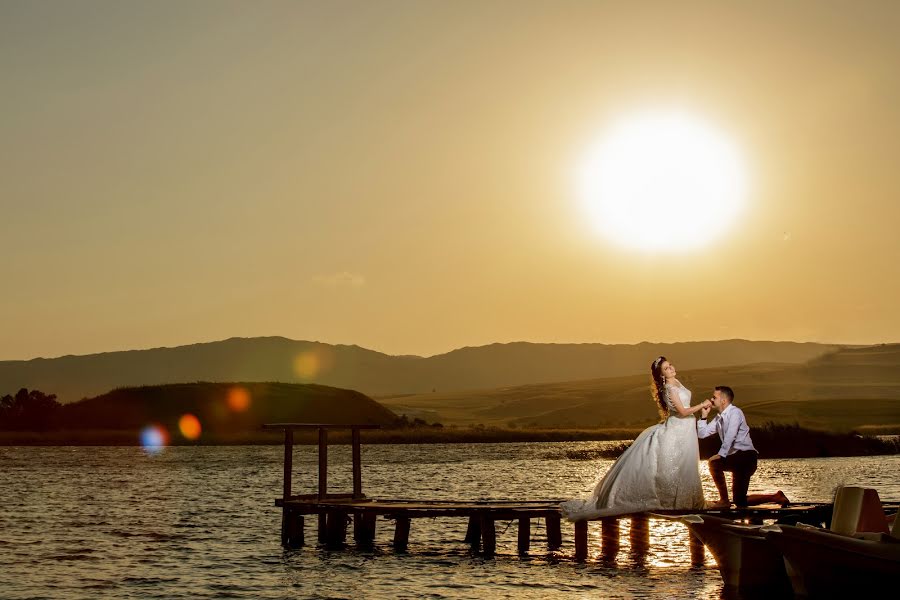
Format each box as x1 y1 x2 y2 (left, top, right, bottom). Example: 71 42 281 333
680 514 792 592
761 486 899 597
762 523 900 597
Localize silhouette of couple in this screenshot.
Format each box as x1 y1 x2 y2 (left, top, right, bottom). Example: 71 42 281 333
561 356 788 520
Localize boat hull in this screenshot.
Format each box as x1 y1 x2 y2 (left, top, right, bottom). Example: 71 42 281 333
682 514 791 592
764 524 900 597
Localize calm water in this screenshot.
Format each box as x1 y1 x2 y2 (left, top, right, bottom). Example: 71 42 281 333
2 443 898 599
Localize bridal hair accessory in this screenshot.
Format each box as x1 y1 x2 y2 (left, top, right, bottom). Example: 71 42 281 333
652 356 664 369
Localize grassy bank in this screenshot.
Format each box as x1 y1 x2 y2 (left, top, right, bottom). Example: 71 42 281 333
0 427 645 447
1 423 898 458
564 423 900 460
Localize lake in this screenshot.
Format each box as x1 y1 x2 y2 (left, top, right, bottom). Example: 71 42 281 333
2 443 898 599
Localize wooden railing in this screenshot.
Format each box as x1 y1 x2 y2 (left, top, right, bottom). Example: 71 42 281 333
262 423 381 501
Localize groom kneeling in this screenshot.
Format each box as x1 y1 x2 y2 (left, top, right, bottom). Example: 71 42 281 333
698 386 788 508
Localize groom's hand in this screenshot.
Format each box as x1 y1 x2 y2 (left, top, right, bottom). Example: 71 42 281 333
700 402 711 419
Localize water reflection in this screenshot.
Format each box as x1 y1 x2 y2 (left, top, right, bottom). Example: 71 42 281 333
1 443 897 599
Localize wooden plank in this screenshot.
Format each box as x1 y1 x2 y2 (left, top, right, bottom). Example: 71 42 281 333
481 514 496 557
283 429 293 500
574 520 589 561
318 427 328 499
546 514 562 550
393 516 411 552
352 428 362 499
517 518 530 555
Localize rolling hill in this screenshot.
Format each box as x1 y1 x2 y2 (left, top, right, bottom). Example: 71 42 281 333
379 344 900 431
0 336 843 402
60 382 399 434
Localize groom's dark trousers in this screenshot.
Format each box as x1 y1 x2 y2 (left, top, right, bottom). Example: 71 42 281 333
709 450 758 507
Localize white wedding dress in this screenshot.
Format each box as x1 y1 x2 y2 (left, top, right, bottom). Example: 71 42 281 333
560 382 705 520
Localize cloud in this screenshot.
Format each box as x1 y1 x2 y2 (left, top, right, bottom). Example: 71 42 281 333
312 271 366 288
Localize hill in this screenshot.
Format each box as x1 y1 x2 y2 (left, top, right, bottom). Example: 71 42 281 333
0 337 843 402
379 344 900 432
59 381 398 435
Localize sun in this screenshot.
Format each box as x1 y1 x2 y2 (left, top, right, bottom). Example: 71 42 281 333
577 110 748 252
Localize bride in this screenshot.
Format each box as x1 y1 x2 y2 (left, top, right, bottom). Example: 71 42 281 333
560 356 710 520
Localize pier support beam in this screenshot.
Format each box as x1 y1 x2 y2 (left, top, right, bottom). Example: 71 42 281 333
546 514 562 550
629 513 650 559
517 518 530 555
354 513 376 547
574 520 589 561
318 513 327 543
393 516 411 552
481 514 496 558
281 508 304 548
601 517 619 559
325 511 348 549
689 531 705 566
464 515 481 550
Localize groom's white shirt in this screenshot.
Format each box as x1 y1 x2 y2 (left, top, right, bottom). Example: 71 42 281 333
697 403 757 458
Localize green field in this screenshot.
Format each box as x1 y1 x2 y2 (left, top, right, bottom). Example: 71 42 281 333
379 345 900 431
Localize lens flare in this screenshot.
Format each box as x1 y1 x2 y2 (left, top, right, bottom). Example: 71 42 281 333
140 424 169 454
227 387 251 412
178 414 202 440
293 352 320 379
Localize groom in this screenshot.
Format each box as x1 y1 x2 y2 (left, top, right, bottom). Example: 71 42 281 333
697 386 788 508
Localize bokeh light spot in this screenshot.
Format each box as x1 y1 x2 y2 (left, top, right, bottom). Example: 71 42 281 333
178 413 202 440
293 352 321 379
227 387 251 412
140 424 169 455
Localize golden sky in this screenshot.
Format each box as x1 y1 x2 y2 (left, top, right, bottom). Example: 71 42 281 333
2 0 899 360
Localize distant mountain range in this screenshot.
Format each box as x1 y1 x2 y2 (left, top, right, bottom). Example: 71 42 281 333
380 344 900 431
0 336 847 403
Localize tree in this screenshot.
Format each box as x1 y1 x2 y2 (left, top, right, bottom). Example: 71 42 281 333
0 388 61 430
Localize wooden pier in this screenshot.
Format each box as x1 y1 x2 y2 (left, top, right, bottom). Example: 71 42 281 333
265 423 840 561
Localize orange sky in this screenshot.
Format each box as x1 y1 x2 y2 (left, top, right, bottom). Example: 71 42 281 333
2 1 899 360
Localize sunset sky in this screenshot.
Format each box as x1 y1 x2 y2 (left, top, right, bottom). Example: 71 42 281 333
2 0 899 361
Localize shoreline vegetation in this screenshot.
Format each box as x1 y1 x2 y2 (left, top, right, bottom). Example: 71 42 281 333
2 423 898 458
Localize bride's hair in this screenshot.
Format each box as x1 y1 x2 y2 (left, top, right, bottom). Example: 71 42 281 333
650 356 669 421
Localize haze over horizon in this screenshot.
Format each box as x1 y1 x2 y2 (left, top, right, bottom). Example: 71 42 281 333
3 0 899 361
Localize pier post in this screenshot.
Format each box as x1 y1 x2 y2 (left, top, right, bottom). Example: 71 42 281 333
481 514 497 558
318 428 328 499
393 516 411 552
352 428 362 499
281 507 304 548
601 517 620 559
464 515 481 549
325 511 348 549
354 513 376 547
318 513 327 543
689 531 705 566
546 514 562 550
280 429 294 546
629 513 650 559
283 429 293 499
574 520 589 561
517 518 531 555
